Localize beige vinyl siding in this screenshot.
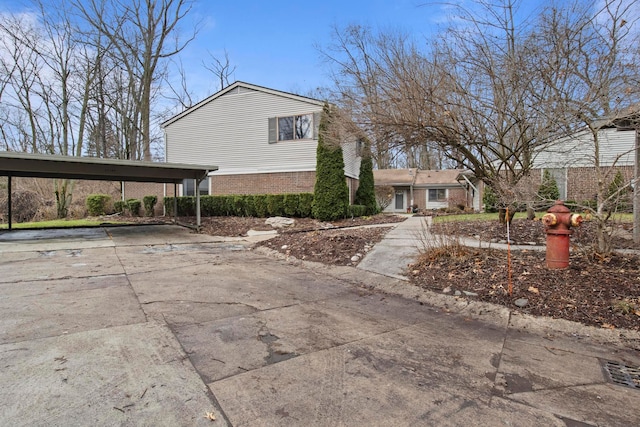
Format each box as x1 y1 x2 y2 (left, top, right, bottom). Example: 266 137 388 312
165 89 321 173
533 128 635 169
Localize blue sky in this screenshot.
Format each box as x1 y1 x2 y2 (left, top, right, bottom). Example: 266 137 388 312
0 0 602 102
180 0 456 98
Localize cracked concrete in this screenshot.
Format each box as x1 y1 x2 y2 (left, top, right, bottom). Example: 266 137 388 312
0 224 639 426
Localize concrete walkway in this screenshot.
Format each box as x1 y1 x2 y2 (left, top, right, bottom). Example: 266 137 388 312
1 224 639 426
358 215 550 280
357 215 429 279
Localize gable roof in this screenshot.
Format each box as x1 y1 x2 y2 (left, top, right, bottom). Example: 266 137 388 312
161 81 326 128
373 169 473 187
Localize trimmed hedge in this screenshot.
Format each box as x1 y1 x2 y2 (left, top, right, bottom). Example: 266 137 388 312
114 200 126 213
86 194 112 216
143 195 157 217
348 204 368 218
126 198 141 216
163 193 314 218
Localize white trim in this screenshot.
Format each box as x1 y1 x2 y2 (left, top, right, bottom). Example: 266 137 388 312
208 167 359 180
209 167 316 176
162 81 325 128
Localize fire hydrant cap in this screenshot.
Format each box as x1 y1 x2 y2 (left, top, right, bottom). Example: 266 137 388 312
547 200 571 214
542 213 557 226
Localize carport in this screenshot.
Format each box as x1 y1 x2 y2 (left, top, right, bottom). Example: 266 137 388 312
0 151 217 229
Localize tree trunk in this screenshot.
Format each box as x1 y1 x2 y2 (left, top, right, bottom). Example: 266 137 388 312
595 219 612 256
54 179 74 219
498 207 516 224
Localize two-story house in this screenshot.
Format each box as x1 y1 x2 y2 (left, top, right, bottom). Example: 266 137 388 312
160 81 361 201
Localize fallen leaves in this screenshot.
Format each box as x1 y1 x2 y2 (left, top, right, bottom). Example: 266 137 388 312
204 411 216 421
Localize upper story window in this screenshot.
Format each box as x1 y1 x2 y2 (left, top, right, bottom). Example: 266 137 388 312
269 112 319 143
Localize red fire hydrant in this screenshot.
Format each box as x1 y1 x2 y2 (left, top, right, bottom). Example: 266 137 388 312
542 201 583 269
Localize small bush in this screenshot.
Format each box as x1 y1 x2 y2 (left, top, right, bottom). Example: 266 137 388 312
537 170 560 209
114 200 126 213
482 186 499 213
348 204 367 218
244 195 257 217
143 195 157 217
126 198 141 216
283 194 300 217
266 194 285 217
298 193 314 218
86 194 112 216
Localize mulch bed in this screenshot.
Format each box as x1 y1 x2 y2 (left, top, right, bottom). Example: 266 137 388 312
414 218 640 331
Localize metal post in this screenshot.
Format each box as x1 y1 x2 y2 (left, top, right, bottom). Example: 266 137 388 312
196 178 202 229
634 128 639 243
173 182 178 224
7 174 11 230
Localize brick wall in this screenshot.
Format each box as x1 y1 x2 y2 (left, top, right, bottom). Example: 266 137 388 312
414 189 426 209
567 166 634 202
122 182 166 216
211 171 316 195
447 188 467 209
510 166 634 204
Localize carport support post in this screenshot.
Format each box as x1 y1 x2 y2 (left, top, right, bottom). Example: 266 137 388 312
7 174 11 230
173 183 178 224
196 175 204 229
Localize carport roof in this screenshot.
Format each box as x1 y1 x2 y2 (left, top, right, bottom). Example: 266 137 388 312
0 151 217 183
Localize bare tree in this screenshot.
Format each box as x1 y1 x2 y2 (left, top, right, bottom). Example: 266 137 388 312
72 0 197 160
533 0 640 254
321 3 558 222
203 49 236 91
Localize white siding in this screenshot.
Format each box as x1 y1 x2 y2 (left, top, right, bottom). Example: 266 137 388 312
165 89 321 173
341 140 362 179
533 128 635 169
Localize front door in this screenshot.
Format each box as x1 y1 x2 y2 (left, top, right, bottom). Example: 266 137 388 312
395 191 404 211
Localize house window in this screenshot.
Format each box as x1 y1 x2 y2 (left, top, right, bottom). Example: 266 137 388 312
183 178 209 196
278 114 312 141
269 113 318 143
428 188 447 202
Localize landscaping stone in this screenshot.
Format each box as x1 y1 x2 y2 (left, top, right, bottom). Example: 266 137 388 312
265 217 295 228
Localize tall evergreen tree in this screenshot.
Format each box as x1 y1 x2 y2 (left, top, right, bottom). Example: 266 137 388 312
312 103 350 221
354 139 377 214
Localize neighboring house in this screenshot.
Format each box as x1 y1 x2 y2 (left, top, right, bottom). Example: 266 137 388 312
531 124 637 202
161 81 361 201
373 169 481 213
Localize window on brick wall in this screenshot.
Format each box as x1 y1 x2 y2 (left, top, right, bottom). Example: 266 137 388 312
268 112 320 143
182 178 209 196
428 188 447 202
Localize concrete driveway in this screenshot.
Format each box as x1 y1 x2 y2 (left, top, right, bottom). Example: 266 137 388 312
0 224 639 426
